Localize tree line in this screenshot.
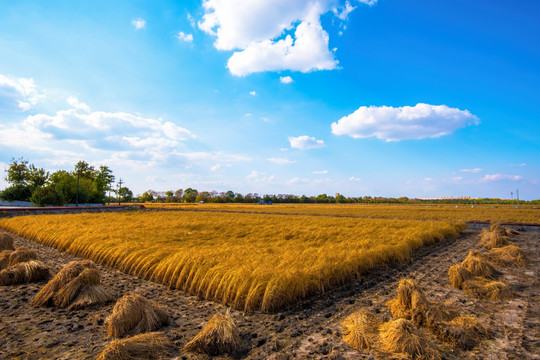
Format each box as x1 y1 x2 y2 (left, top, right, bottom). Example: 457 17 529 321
136 189 536 205
0 158 132 206
2 158 536 206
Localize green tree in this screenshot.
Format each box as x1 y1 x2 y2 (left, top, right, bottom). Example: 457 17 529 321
94 165 115 195
5 158 30 185
0 158 34 201
74 160 96 179
28 164 49 189
118 187 133 202
182 188 198 203
140 191 154 202
30 185 64 206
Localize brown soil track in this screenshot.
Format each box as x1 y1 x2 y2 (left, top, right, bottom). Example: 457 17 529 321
0 229 538 359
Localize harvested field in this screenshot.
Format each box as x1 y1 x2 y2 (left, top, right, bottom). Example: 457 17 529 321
0 227 538 359
136 203 540 224
0 212 464 312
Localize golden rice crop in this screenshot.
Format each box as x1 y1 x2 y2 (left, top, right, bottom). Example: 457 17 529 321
0 212 464 312
137 203 540 224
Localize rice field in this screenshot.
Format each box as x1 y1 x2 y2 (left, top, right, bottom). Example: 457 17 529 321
0 211 464 312
136 203 540 224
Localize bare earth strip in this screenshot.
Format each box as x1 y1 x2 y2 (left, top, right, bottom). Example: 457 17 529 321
0 229 538 359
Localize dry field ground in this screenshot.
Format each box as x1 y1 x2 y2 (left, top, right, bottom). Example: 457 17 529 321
0 207 539 359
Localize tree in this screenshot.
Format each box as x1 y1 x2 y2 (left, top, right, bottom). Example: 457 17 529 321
30 185 64 206
5 158 30 185
182 188 198 203
74 160 96 179
0 158 35 201
94 165 115 195
165 190 174 202
118 187 134 202
225 190 235 202
28 164 49 189
140 191 154 202
0 184 33 202
173 189 183 202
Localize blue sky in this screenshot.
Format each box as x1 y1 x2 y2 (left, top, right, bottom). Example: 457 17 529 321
0 0 539 199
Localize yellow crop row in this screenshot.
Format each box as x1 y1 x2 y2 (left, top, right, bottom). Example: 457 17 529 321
0 212 464 312
136 203 540 224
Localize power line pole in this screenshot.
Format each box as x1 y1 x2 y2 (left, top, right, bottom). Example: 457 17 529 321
516 189 519 208
117 179 123 206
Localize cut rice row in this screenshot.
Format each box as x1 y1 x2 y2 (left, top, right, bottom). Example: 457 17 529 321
343 279 488 359
2 231 241 359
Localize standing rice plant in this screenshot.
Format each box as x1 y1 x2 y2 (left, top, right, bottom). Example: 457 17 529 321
0 212 465 312
107 293 169 338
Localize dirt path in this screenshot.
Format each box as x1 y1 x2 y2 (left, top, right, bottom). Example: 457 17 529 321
0 229 538 359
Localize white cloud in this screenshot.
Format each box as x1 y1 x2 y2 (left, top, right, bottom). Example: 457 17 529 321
0 104 198 170
358 0 378 5
280 76 293 84
176 31 193 42
287 177 309 184
249 91 257 96
67 96 91 112
334 1 356 20
481 174 522 182
24 109 194 143
227 13 338 76
199 1 349 76
288 135 325 150
460 168 483 173
132 18 146 30
187 13 196 28
210 164 221 171
267 157 296 165
313 170 328 174
331 103 479 142
349 176 361 182
244 113 252 117
246 170 277 183
0 74 40 112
